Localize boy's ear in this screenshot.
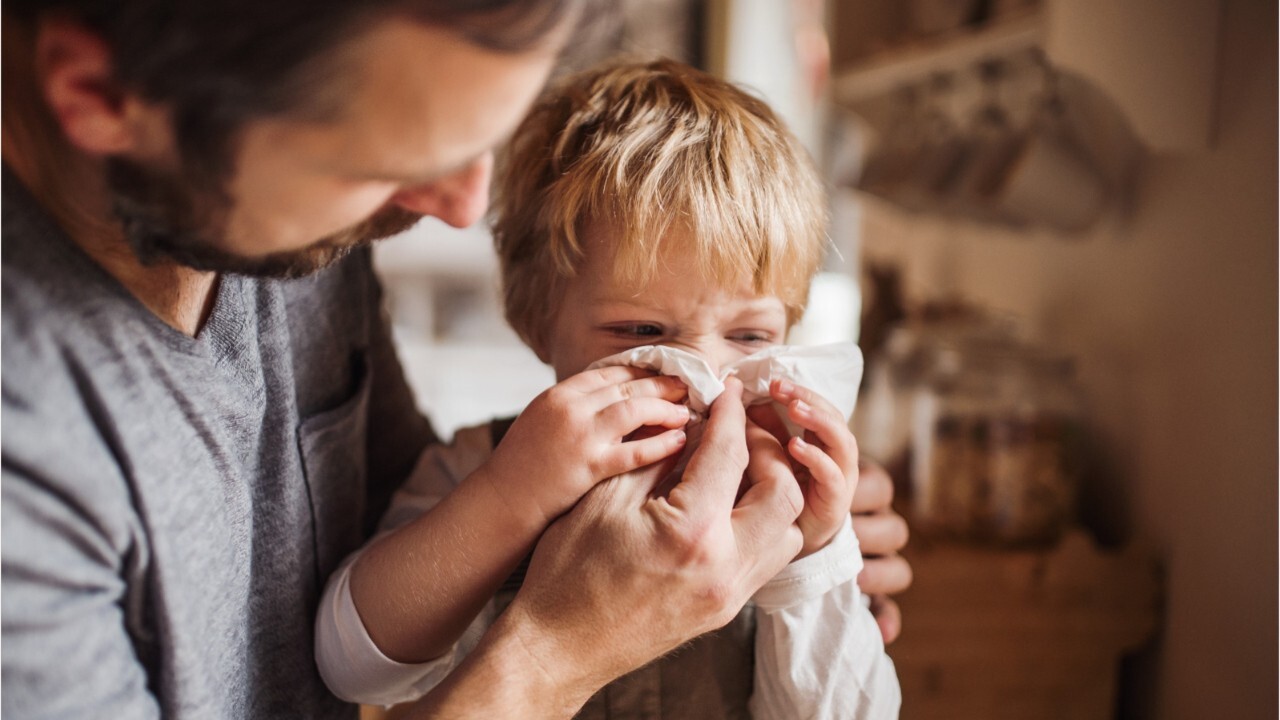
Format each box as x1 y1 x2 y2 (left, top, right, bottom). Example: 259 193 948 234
529 333 553 365
35 17 163 157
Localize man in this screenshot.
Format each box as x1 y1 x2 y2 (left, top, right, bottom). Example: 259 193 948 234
1 1 912 717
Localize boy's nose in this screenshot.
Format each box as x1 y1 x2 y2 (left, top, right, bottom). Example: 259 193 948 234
670 341 736 377
389 153 493 228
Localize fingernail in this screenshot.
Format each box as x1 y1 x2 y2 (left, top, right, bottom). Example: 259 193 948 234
794 399 811 416
674 430 687 444
777 379 794 395
793 435 808 449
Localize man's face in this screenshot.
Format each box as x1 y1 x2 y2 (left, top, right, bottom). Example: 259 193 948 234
116 18 561 277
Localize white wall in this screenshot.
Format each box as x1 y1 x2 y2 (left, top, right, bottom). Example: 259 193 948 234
856 0 1277 716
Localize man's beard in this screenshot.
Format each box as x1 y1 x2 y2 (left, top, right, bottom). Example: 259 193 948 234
106 158 423 279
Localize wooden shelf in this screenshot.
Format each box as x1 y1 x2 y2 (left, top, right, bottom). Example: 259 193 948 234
834 14 1045 105
830 0 1221 152
888 530 1161 719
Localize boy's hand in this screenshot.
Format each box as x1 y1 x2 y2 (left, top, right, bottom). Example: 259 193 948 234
748 379 859 558
481 365 692 526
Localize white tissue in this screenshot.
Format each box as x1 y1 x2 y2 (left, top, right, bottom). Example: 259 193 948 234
588 343 864 420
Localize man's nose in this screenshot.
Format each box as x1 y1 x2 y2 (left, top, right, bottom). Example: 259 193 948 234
389 153 493 228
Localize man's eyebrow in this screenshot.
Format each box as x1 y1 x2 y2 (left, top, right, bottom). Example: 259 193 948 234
366 150 490 185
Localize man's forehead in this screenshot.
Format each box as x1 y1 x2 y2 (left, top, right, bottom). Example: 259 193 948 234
275 17 560 179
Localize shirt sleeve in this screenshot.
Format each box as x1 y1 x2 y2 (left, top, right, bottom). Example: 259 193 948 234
2 421 161 718
749 516 902 720
314 555 463 706
314 424 498 705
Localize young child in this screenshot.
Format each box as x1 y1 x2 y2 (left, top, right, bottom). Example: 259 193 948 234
315 58 900 719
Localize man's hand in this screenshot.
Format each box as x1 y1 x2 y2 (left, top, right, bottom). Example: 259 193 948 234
469 377 804 711
850 459 913 644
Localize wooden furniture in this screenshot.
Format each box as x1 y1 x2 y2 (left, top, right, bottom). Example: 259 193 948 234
887 529 1161 719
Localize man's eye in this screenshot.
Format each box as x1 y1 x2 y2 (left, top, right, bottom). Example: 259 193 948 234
730 331 775 345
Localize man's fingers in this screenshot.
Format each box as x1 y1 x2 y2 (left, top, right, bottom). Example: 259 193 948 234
867 594 904 645
745 403 789 445
729 420 804 577
851 460 894 513
857 553 914 597
851 510 910 557
666 377 748 512
732 471 805 587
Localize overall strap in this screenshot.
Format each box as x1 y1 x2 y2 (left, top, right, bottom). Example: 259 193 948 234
490 416 533 595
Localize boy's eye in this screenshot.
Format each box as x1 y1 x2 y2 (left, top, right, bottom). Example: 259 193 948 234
729 331 776 345
608 323 665 339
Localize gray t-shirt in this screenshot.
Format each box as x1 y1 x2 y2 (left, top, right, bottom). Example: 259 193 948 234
1 170 436 718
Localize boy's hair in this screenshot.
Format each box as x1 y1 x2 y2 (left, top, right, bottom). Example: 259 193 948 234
492 58 829 356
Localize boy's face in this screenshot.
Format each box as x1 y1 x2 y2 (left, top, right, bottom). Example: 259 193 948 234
543 220 790 382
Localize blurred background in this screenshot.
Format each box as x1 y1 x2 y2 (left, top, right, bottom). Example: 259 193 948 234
369 1 1277 718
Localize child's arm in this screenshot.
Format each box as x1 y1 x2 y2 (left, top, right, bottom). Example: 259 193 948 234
315 424 498 705
748 518 902 719
347 366 690 666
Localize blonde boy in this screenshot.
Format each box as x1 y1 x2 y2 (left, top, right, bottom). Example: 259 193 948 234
315 59 900 718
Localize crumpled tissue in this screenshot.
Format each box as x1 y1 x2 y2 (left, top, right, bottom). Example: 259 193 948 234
588 342 864 421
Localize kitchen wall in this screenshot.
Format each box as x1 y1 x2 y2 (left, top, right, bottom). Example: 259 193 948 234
854 0 1277 716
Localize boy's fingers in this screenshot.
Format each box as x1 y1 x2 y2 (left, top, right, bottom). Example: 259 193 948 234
772 380 857 462
601 428 689 478
572 363 657 389
573 366 689 404
789 436 846 503
605 373 690 404
598 396 691 435
771 378 841 414
665 377 748 513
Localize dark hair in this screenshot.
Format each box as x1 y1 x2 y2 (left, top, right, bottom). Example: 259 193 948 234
6 0 584 188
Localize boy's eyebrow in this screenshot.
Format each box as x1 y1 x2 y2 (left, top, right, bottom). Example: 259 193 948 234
593 296 787 316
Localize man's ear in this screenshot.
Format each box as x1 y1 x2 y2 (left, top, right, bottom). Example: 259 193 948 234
35 18 137 156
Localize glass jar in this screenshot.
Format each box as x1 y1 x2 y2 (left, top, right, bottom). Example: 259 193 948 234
984 352 1084 546
910 338 1083 547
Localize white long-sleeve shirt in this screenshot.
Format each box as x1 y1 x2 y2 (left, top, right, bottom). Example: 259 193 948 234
315 423 900 718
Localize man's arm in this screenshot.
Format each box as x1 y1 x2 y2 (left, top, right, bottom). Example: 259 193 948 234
398 377 805 718
2 461 161 719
